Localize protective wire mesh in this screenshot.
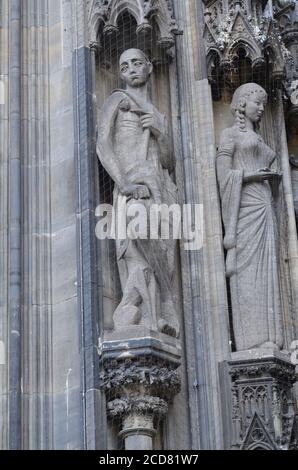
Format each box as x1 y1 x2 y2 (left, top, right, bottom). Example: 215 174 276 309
210 47 274 103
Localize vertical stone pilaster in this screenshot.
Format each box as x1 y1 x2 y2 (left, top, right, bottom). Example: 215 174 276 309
21 0 53 450
1 0 55 450
73 0 106 451
274 92 298 342
0 0 10 451
173 0 231 449
48 0 82 450
278 2 298 337
8 0 22 450
73 44 105 449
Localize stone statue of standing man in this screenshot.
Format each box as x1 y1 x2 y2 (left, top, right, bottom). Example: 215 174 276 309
97 49 179 338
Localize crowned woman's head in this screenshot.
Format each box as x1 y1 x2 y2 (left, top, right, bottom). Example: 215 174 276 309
231 83 267 132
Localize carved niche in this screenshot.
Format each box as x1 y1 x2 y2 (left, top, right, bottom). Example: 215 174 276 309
275 2 297 82
88 0 183 450
88 0 180 50
275 2 298 129
203 0 288 95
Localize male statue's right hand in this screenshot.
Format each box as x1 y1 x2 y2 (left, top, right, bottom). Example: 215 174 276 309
120 183 150 200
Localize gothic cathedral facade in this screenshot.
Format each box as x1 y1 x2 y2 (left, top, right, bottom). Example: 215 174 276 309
0 0 298 450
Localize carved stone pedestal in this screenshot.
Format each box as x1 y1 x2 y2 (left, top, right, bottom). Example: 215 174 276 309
99 327 181 450
220 349 298 450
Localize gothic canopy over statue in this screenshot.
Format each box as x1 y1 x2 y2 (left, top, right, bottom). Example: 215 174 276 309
88 0 179 48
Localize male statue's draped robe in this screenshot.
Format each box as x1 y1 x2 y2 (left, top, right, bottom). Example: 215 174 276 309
97 89 179 336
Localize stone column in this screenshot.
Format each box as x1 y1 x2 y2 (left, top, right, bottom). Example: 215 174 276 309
173 0 231 449
275 91 298 339
111 395 168 450
0 0 10 450
99 329 181 450
8 0 22 450
290 156 298 226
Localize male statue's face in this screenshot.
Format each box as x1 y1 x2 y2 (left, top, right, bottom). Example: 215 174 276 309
119 49 152 88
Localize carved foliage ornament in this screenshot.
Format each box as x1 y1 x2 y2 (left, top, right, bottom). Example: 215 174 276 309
229 360 297 383
99 358 181 399
100 357 181 422
107 396 168 419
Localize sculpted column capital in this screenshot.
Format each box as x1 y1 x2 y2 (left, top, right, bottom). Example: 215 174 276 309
99 357 181 401
99 332 181 450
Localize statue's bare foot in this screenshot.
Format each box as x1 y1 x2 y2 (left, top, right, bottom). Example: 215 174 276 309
158 319 179 338
113 305 141 329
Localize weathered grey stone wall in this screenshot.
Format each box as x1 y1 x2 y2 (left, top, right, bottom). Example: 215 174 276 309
72 0 107 450
11 0 106 449
0 0 85 450
0 0 9 451
48 0 83 450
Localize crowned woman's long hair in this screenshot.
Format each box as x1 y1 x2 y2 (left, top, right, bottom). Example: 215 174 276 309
230 83 267 132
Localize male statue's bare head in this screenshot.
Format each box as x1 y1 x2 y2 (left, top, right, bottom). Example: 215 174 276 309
119 48 153 88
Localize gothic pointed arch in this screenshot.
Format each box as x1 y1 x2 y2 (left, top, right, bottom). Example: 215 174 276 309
88 0 179 50
203 0 288 93
241 413 277 450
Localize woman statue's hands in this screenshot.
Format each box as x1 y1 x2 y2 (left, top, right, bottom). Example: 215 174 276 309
244 168 282 183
